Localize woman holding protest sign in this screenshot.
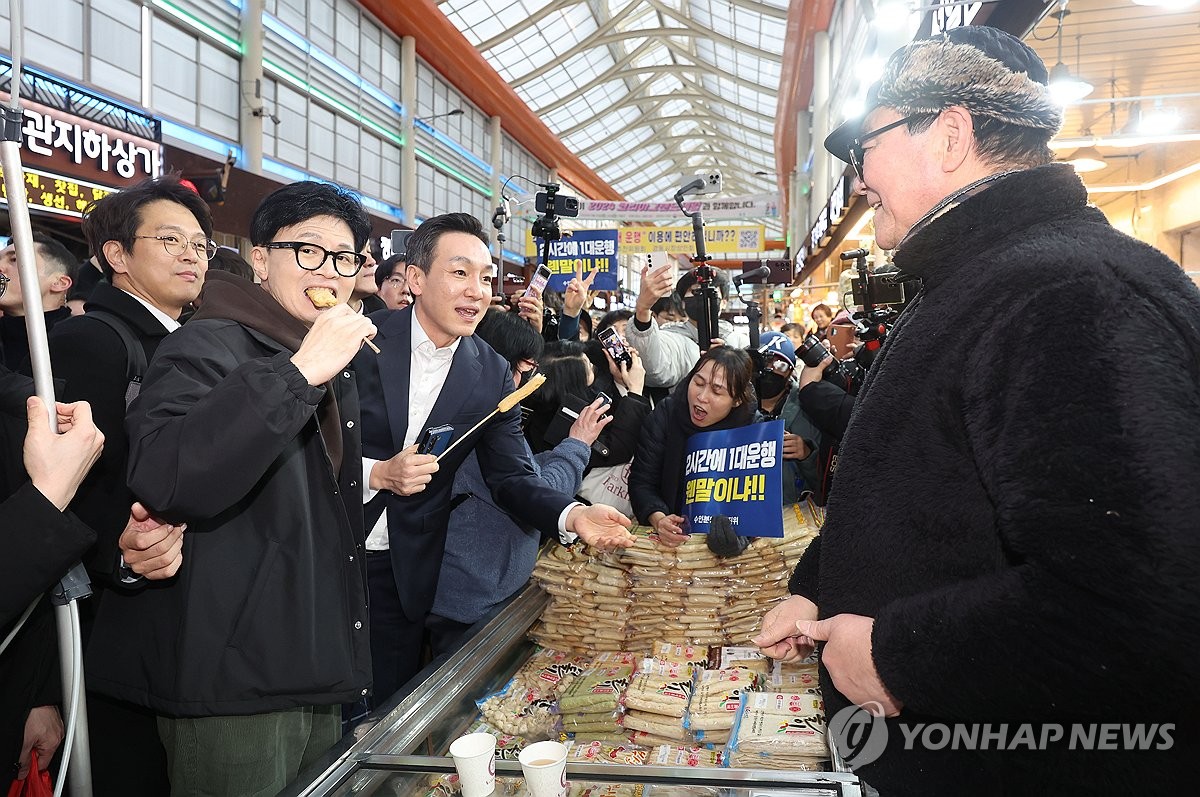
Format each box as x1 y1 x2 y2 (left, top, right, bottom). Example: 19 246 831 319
629 347 761 548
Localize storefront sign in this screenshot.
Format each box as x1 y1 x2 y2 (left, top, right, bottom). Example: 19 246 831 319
932 0 982 32
0 164 115 219
618 224 765 255
799 175 851 265
0 70 161 219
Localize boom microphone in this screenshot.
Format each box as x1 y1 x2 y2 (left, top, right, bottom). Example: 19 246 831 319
733 265 772 285
840 248 869 260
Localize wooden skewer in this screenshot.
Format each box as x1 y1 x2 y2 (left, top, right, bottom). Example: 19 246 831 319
364 337 381 354
437 374 546 461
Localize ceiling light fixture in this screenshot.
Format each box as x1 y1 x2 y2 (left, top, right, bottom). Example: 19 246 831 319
1085 160 1200 194
1051 131 1200 149
1047 4 1093 104
1131 0 1197 9
1138 100 1181 134
873 2 914 28
1064 145 1107 172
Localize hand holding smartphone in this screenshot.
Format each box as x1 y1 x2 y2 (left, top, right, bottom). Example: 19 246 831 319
826 325 857 359
525 264 553 298
597 327 634 371
416 424 454 457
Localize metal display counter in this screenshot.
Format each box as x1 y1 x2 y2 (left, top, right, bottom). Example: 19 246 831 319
283 585 861 797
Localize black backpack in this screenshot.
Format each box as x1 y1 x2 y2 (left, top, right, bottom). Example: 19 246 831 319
86 311 147 407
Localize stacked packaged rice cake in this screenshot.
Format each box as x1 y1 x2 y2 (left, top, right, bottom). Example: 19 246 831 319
530 503 819 654
725 685 828 770
556 653 638 742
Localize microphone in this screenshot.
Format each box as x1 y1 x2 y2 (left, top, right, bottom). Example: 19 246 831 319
840 248 869 260
673 177 707 202
733 265 772 285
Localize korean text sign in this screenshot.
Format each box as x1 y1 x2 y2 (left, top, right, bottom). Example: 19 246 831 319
683 420 784 537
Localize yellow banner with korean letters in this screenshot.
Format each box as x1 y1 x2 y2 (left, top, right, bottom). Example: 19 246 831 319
618 225 765 255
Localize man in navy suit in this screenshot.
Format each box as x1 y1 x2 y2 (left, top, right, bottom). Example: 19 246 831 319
353 213 634 705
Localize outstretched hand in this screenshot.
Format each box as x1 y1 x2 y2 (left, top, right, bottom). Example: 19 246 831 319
567 503 636 552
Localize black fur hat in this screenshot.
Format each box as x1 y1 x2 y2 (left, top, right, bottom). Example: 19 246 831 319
824 26 1062 163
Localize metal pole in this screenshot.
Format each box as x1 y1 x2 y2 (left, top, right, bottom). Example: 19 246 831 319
239 0 265 174
3 1 93 793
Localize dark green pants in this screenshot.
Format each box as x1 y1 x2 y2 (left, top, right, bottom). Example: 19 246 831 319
157 705 341 796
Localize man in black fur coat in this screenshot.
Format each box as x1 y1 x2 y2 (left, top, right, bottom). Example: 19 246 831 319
753 25 1199 796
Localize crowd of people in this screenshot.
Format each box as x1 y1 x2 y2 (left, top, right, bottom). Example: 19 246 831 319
0 175 846 795
0 24 1196 797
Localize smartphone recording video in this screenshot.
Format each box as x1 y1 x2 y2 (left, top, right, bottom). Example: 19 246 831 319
597 327 633 371
525 264 552 298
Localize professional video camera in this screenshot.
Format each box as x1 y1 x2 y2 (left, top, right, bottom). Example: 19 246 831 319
794 333 861 394
848 254 912 348
791 250 902 393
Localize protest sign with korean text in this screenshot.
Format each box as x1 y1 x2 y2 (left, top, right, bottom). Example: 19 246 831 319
683 420 784 537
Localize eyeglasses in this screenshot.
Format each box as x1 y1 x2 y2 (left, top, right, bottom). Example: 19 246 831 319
264 241 367 277
134 234 219 261
847 113 931 181
515 360 539 386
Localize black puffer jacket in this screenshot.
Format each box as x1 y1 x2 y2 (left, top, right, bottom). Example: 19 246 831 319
789 164 1200 795
87 274 370 717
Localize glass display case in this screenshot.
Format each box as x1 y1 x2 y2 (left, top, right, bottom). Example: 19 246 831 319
282 585 862 797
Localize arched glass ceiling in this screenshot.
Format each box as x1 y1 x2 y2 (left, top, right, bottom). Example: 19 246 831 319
437 0 788 219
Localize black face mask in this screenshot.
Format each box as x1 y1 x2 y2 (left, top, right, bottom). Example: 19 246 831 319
516 366 539 389
682 294 708 323
756 372 789 399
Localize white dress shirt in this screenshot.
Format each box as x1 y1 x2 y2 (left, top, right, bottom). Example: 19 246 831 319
361 311 579 552
122 290 182 332
362 311 459 551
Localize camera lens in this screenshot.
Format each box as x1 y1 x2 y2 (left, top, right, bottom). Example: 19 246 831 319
795 334 833 369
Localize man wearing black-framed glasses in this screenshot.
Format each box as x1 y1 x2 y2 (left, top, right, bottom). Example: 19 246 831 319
846 113 930 183
757 25 1199 795
88 181 379 795
45 174 216 796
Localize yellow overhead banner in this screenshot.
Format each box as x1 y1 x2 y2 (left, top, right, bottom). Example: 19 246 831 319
618 225 766 255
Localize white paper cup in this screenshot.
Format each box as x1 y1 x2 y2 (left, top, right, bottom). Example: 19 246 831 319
449 732 496 797
518 740 568 797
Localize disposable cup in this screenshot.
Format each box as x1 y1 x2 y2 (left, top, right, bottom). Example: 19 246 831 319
449 732 496 797
518 740 568 797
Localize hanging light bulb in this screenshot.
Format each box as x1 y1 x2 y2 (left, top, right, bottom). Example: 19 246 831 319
1047 5 1093 104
